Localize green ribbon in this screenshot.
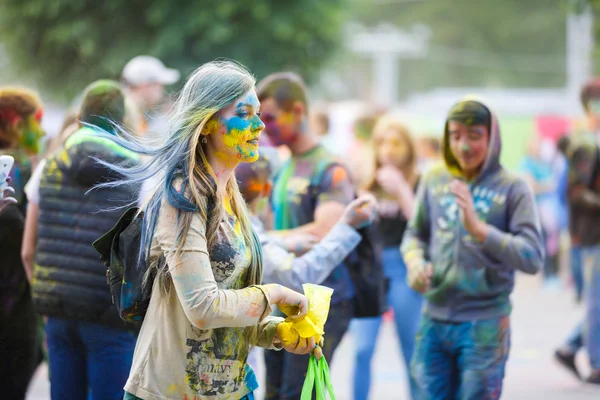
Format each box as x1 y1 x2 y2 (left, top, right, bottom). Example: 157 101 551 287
301 354 336 400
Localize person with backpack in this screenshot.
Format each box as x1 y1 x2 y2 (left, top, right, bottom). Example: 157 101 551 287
235 150 378 379
256 72 384 400
0 87 45 400
31 80 140 400
94 61 318 400
401 98 543 399
236 150 378 292
351 116 423 400
554 78 600 385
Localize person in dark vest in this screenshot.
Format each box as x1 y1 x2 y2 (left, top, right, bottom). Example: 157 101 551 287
0 87 45 400
32 80 140 400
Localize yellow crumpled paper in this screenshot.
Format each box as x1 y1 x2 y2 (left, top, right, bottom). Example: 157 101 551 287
277 284 334 346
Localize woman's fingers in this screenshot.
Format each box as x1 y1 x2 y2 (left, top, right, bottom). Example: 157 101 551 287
307 336 316 351
313 344 323 360
294 337 308 352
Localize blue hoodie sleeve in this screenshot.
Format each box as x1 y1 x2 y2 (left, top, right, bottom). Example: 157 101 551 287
480 179 543 274
400 172 431 268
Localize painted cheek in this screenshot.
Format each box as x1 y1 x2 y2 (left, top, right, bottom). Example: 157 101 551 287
223 117 251 148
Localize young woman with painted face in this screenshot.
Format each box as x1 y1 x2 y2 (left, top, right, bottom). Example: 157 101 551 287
350 117 423 400
97 61 314 400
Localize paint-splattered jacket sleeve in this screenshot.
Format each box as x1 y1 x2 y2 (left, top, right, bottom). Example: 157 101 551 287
156 203 275 332
400 173 431 270
568 142 600 210
481 179 543 274
257 218 362 292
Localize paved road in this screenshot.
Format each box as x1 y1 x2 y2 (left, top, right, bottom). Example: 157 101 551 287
27 275 600 400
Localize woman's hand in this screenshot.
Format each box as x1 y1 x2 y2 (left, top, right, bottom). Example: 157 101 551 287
264 284 309 318
0 185 17 213
407 260 432 294
376 165 408 198
275 323 323 359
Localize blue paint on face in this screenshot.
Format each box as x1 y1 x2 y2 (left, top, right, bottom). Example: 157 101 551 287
218 91 264 162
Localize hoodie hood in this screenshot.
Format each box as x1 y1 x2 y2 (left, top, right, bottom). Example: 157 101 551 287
442 96 502 182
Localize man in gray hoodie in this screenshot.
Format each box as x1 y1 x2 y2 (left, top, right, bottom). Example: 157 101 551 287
401 98 544 399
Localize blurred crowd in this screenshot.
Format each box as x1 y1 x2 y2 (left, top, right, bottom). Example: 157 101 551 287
0 55 599 400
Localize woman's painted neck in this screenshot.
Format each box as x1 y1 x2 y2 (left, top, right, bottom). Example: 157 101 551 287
205 152 237 189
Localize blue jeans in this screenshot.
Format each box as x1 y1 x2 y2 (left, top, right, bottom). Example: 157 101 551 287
565 321 584 352
411 315 510 400
46 317 136 400
583 246 600 369
351 247 423 400
562 246 585 353
572 245 584 300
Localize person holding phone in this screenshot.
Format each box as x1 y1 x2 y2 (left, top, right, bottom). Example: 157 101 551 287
0 165 18 213
0 87 45 399
401 99 544 399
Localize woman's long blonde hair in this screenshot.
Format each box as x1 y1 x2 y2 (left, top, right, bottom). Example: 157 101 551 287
96 61 263 295
365 116 418 193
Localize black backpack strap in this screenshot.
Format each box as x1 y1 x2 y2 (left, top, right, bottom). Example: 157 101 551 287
93 207 140 264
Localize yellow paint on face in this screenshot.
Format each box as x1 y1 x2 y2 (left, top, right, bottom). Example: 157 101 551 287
216 92 264 163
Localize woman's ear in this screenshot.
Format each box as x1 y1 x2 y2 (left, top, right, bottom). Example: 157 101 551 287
203 116 219 135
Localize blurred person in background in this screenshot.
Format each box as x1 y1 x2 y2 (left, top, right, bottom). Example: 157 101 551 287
236 150 378 377
554 78 600 384
0 87 45 399
22 92 144 281
347 114 378 189
21 110 79 281
121 55 180 136
350 116 422 400
402 99 543 399
257 72 358 400
31 80 140 400
556 135 583 301
519 137 561 287
416 136 442 173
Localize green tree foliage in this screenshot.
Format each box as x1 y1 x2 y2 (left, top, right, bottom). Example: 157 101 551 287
343 0 567 97
0 0 347 100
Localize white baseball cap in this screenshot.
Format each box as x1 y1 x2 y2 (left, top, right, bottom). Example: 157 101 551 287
121 56 180 86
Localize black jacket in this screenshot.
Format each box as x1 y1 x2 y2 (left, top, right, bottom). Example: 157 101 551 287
32 127 139 329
